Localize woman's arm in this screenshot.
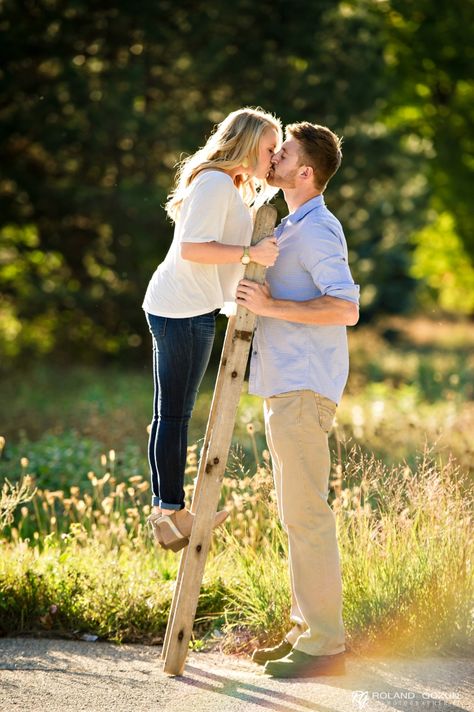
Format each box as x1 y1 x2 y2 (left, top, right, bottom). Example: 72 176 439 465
181 237 279 267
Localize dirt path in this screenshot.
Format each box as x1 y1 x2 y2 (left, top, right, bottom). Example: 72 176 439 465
0 637 472 712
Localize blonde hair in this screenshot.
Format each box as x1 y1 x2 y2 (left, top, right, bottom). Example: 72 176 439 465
166 107 282 221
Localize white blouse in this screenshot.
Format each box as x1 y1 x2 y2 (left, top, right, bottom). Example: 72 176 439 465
142 170 252 318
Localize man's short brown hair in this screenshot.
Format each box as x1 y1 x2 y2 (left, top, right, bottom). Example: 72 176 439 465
286 122 342 191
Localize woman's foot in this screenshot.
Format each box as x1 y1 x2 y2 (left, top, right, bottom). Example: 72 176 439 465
147 508 229 552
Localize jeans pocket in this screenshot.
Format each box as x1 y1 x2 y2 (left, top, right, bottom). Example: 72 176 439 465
315 393 336 433
147 313 167 339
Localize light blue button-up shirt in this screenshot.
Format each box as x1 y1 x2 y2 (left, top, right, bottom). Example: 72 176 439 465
248 194 360 404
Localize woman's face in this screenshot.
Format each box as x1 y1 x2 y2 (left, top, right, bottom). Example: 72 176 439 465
251 128 280 180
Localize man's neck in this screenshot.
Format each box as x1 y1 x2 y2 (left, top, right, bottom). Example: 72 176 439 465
283 187 321 214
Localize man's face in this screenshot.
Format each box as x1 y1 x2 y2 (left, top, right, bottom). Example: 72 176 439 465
267 137 302 188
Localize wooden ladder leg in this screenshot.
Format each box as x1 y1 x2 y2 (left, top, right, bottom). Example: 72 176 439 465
161 316 236 660
162 205 277 676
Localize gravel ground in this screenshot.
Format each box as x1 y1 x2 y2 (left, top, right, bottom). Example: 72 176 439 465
0 637 472 712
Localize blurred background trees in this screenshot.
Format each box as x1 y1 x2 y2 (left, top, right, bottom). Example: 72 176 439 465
1 0 473 366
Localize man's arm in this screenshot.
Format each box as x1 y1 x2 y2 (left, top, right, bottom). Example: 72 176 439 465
235 280 359 326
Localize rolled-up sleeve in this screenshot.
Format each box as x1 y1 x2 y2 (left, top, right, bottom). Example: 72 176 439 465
301 226 360 305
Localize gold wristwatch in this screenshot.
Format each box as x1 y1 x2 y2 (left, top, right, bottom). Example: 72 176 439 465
241 246 251 265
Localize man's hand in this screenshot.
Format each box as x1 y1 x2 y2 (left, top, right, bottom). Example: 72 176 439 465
236 279 273 315
236 284 359 325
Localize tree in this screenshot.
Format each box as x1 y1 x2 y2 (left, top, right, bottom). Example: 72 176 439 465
379 0 474 255
2 0 460 366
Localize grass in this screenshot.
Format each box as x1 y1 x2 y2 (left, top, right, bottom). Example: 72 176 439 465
0 445 472 655
336 451 473 655
0 315 473 655
0 315 472 478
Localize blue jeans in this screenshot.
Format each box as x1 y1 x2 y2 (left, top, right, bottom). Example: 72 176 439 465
145 311 217 509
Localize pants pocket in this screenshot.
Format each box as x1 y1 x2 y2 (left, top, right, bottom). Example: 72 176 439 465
147 313 167 339
315 393 337 433
267 392 302 428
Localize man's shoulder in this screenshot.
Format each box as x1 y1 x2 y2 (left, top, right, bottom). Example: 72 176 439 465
299 205 345 243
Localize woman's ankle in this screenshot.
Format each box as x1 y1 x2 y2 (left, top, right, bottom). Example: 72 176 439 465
161 507 178 516
152 506 183 516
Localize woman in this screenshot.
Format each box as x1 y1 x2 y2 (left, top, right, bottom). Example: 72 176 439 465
143 107 282 552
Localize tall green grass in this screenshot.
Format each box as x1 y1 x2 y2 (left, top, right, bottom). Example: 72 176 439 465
1 317 473 471
1 445 472 655
1 317 472 652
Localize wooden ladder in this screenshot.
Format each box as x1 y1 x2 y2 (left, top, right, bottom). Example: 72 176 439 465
162 204 277 676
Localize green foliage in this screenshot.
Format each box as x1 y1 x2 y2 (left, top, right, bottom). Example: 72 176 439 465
0 432 145 492
0 363 152 446
220 529 291 650
0 450 472 654
410 212 474 315
0 476 36 532
338 451 473 654
0 314 472 653
0 538 175 642
4 0 472 362
1 318 473 480
379 0 474 256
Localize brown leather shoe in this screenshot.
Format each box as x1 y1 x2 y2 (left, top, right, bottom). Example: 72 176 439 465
147 508 229 552
251 639 293 665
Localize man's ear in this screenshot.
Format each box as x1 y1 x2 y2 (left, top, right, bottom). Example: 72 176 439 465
299 165 314 181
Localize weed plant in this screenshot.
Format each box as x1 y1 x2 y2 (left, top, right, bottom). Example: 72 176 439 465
0 441 472 656
0 318 472 653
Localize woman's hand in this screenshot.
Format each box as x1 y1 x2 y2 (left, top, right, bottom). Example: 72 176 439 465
249 236 279 267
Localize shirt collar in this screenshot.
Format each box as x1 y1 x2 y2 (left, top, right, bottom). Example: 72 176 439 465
289 194 325 223
275 194 325 237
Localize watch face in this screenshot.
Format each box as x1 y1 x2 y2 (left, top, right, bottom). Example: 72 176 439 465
241 254 250 265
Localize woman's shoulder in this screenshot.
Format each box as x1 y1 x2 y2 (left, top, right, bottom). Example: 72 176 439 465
191 169 236 192
182 170 238 211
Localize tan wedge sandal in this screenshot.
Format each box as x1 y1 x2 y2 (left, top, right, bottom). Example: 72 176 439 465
147 508 229 552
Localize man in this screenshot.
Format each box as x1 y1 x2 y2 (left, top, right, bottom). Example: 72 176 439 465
236 122 359 678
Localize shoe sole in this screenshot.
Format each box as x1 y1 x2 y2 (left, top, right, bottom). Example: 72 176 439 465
159 536 189 552
150 518 189 552
265 661 346 678
252 644 293 665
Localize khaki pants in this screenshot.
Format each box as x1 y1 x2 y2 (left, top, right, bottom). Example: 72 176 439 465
264 389 345 656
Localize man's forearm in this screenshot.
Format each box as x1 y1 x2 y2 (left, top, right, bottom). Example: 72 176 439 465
263 295 359 326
